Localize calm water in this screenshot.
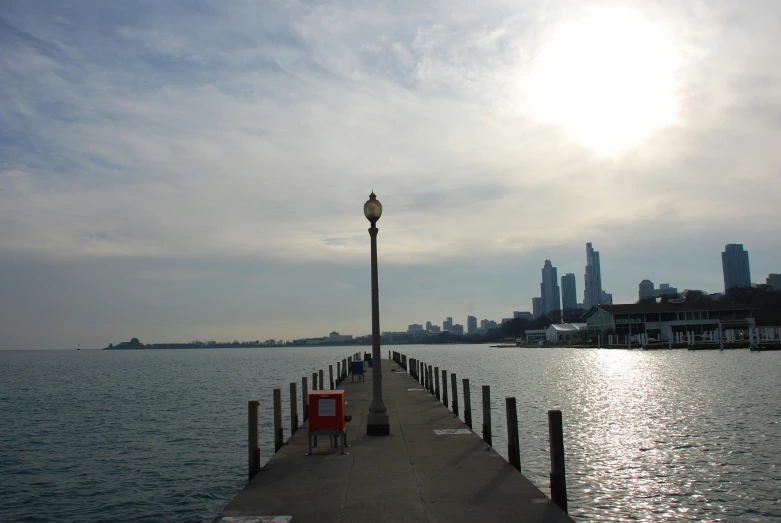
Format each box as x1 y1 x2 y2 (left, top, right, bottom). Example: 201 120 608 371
1 346 779 522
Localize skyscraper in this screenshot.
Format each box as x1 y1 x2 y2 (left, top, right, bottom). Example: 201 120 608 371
561 273 577 311
584 242 603 309
639 280 655 301
467 315 477 334
532 297 542 319
722 244 751 291
540 260 561 317
443 317 453 331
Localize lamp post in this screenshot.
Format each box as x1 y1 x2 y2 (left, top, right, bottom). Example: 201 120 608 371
364 192 390 435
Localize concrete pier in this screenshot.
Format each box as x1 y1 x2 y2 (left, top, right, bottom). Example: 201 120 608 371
214 358 574 523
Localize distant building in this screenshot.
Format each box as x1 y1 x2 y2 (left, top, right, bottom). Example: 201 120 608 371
546 323 588 342
513 311 534 321
443 317 453 331
480 319 498 330
767 273 781 290
532 297 542 319
540 260 561 317
640 281 679 301
408 324 424 334
467 315 477 334
452 324 464 335
429 325 441 333
600 291 613 304
425 321 433 331
639 280 655 301
722 244 751 291
561 273 577 311
584 243 603 309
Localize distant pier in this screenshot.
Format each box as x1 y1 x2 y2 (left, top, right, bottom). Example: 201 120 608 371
213 353 575 523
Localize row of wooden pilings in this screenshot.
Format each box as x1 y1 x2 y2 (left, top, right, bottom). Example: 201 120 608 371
390 350 568 514
247 351 363 480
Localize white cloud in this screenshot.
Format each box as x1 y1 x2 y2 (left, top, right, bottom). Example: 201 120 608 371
2 0 781 347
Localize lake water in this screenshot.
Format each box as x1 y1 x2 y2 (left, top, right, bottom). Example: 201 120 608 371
1 346 779 522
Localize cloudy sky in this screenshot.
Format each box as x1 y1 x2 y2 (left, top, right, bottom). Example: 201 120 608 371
2 0 780 349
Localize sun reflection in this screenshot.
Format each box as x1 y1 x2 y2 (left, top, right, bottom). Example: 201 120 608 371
527 7 681 155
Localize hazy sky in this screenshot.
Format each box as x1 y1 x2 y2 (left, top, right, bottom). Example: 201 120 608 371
2 0 780 349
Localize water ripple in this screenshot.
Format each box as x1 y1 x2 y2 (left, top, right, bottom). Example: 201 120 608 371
1 347 780 522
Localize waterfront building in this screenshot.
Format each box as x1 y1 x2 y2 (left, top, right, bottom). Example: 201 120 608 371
443 317 453 331
540 260 561 317
766 273 781 290
513 311 534 321
546 323 587 342
467 315 477 334
561 273 577 311
328 331 353 343
425 321 433 331
407 324 423 334
639 280 655 301
525 329 547 343
582 301 756 341
584 243 603 309
532 297 542 319
722 244 751 291
452 324 464 335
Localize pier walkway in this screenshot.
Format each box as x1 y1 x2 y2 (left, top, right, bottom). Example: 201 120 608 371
213 359 575 523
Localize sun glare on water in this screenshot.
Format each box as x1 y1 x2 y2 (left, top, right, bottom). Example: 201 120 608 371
529 8 681 155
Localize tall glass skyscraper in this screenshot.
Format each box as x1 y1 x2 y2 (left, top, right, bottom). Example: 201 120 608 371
722 244 751 291
561 273 577 311
540 260 561 317
584 243 603 308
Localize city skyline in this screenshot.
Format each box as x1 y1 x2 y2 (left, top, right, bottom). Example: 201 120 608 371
2 1 781 349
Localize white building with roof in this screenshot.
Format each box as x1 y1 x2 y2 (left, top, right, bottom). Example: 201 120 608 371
546 323 588 342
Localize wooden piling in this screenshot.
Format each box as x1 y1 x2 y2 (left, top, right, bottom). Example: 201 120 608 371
273 388 283 453
505 397 521 472
319 369 324 390
329 365 334 389
451 373 459 417
548 409 568 513
434 367 440 400
290 382 298 434
336 362 341 385
302 377 308 421
442 370 448 408
312 372 318 390
463 379 472 428
482 385 492 446
248 400 260 479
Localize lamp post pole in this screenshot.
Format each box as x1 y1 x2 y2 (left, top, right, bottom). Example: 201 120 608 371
365 192 389 435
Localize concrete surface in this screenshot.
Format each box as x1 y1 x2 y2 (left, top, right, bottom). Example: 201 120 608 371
213 359 575 523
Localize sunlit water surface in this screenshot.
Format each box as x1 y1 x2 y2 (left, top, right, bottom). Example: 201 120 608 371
1 347 779 522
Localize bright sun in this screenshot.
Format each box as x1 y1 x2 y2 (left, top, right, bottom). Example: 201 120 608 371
529 8 680 155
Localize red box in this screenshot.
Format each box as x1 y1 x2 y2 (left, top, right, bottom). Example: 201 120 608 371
308 390 346 431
